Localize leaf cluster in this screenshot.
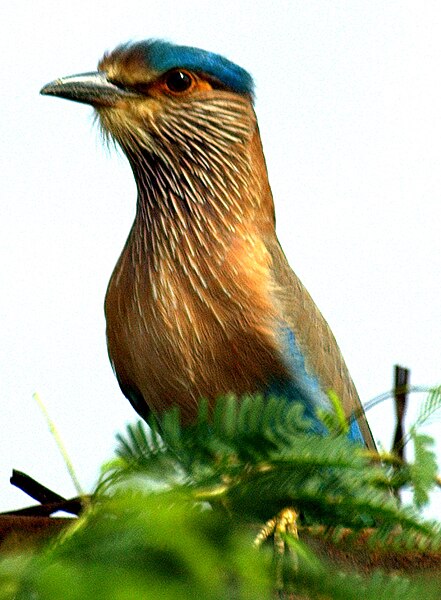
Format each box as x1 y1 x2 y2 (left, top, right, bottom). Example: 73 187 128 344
105 395 439 542
1 394 440 599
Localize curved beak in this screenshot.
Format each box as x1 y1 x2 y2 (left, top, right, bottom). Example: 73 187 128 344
40 71 135 107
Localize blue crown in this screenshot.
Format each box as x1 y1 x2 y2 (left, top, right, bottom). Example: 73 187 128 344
135 40 254 96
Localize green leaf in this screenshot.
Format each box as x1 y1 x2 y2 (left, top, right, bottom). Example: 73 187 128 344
409 428 438 509
416 385 441 428
317 390 349 436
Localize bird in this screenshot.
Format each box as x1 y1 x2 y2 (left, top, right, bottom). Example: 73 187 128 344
40 39 375 449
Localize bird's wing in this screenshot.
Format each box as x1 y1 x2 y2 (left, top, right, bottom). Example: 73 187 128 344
267 235 376 450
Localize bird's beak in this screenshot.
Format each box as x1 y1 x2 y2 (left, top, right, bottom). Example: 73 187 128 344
40 71 135 107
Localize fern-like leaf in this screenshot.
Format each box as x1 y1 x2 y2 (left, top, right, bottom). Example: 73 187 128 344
409 427 438 509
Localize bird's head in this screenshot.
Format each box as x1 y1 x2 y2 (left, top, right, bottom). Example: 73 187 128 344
41 40 275 259
41 40 256 165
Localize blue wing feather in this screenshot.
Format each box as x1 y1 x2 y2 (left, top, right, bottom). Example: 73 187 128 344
268 327 366 445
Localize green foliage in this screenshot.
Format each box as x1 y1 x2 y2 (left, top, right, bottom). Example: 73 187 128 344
317 389 349 437
104 395 438 543
408 428 438 509
283 535 441 600
1 394 441 599
11 492 271 600
415 385 441 428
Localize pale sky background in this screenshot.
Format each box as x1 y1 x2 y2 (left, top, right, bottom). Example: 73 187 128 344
1 1 440 516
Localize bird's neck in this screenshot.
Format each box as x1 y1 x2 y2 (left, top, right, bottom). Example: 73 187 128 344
129 125 276 266
115 122 279 337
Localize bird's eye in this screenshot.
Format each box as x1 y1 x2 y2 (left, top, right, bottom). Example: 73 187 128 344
164 70 193 93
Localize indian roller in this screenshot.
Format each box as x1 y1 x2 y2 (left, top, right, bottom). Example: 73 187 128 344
41 40 375 449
